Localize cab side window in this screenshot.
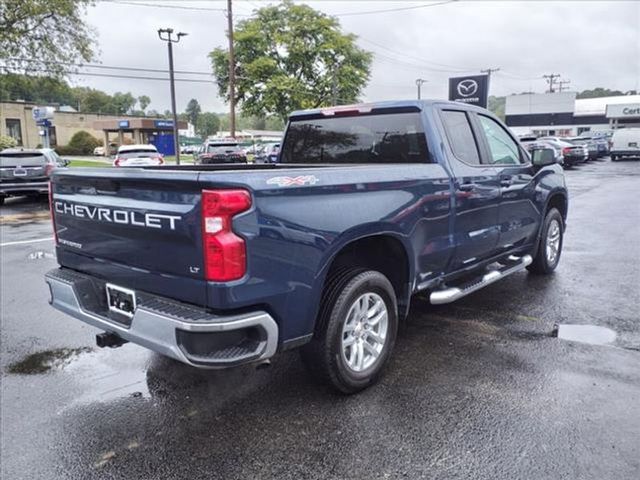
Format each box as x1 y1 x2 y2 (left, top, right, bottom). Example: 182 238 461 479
477 115 522 165
441 110 481 165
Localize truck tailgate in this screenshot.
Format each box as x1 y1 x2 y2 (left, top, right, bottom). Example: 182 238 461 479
51 168 207 304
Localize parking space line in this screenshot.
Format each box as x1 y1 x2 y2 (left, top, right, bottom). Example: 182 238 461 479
0 237 54 247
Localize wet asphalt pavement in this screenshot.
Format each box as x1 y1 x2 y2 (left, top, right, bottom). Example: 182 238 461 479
1 158 639 479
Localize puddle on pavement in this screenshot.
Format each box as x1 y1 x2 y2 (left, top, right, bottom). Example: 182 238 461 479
555 324 617 346
7 347 93 374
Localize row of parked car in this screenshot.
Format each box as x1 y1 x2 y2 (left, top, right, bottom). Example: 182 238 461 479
189 139 281 165
519 128 640 167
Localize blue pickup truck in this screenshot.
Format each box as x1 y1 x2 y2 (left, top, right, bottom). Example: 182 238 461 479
45 100 567 393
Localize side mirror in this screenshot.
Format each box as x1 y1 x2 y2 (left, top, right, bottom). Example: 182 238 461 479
531 147 557 167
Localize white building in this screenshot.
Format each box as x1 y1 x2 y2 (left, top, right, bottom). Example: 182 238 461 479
505 93 640 137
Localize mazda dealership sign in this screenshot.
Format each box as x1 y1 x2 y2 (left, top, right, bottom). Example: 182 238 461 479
448 75 489 108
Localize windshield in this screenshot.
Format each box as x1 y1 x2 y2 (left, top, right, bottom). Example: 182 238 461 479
281 112 428 164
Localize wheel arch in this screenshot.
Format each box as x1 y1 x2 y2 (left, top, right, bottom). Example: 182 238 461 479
315 231 414 323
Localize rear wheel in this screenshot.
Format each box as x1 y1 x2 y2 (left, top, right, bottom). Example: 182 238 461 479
611 155 618 162
527 208 563 275
300 269 398 394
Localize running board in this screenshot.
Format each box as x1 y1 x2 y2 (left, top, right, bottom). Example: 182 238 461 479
430 255 532 305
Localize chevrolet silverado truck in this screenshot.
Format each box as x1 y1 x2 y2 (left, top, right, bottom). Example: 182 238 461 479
45 100 567 393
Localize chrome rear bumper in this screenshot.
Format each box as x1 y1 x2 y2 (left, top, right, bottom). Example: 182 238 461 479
45 268 278 368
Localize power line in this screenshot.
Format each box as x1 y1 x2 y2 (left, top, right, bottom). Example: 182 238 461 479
101 1 227 12
333 0 457 17
358 37 473 72
5 57 212 76
0 66 215 84
100 0 456 18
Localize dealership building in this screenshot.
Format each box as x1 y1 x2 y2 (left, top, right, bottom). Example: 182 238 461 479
505 93 640 137
1 101 191 154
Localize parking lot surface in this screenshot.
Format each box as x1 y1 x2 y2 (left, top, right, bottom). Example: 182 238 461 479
1 159 639 480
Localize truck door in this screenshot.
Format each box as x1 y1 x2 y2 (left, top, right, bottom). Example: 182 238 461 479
472 113 540 252
438 109 501 270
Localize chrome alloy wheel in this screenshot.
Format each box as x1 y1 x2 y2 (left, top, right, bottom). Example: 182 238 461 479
546 219 561 264
340 292 389 373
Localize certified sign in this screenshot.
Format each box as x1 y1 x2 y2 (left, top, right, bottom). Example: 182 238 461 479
449 75 489 108
606 103 640 119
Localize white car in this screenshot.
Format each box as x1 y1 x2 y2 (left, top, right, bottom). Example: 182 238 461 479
113 144 164 167
93 146 105 156
610 128 640 161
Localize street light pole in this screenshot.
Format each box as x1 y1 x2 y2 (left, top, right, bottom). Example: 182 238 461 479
158 27 187 165
415 78 428 100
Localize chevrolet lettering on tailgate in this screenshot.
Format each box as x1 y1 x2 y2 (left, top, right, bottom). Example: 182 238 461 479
54 201 181 230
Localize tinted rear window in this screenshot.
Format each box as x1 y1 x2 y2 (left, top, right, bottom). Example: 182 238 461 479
0 153 46 166
206 144 240 153
118 149 158 158
281 112 429 164
440 110 481 165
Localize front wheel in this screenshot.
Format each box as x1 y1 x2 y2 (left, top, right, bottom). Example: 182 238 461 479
300 269 398 394
527 208 564 274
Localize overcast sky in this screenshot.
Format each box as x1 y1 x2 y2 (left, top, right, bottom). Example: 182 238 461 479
78 0 640 113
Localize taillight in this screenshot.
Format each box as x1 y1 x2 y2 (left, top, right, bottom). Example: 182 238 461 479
48 181 58 245
562 147 572 156
114 157 122 166
45 163 54 176
201 189 252 281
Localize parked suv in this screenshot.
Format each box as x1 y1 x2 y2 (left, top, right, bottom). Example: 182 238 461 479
0 148 68 205
197 140 247 164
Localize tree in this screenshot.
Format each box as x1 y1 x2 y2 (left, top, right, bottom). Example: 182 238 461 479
138 95 151 112
209 0 372 122
185 99 202 128
197 112 220 138
576 87 635 99
0 0 96 76
111 92 136 114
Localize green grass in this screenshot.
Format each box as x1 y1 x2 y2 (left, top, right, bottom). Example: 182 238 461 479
68 160 111 168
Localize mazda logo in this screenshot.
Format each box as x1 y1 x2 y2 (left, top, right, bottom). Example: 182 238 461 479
457 79 478 97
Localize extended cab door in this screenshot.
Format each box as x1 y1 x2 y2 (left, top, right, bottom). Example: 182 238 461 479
438 109 501 270
472 113 540 252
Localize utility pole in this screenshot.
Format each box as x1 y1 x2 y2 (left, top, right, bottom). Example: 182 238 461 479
558 79 571 92
227 0 236 138
543 73 561 93
481 67 500 98
415 78 428 100
158 27 187 164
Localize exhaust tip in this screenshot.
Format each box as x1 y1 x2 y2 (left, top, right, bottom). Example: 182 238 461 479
255 359 271 370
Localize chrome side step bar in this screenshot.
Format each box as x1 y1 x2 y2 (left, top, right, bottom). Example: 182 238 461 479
430 255 533 305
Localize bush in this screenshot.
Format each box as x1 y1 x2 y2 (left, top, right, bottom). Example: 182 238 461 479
67 130 101 155
0 135 17 150
55 145 82 156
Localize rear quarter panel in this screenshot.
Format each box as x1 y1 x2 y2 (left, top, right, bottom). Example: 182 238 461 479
201 162 453 343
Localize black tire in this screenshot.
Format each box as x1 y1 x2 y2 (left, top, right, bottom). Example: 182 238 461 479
527 207 564 275
300 268 398 394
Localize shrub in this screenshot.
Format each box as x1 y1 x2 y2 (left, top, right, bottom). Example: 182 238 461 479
55 145 82 156
67 130 101 155
0 135 18 150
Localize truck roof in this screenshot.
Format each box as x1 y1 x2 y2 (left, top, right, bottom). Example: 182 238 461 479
289 99 487 119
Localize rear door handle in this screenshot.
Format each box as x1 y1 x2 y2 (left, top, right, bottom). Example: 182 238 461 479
458 183 476 191
500 177 513 187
